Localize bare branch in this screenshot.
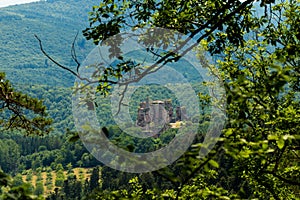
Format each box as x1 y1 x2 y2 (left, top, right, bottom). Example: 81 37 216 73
70 31 81 73
35 34 78 77
115 84 128 115
35 34 118 86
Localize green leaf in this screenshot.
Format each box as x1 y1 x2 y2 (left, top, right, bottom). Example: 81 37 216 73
262 143 268 150
208 159 219 168
240 149 251 158
277 138 285 149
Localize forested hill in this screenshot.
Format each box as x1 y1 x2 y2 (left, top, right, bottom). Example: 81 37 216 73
0 0 207 87
0 0 96 87
0 0 207 137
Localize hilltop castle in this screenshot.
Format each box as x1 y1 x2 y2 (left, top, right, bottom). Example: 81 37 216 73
136 98 188 130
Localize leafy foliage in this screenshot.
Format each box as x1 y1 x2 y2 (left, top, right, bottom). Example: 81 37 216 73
75 0 300 199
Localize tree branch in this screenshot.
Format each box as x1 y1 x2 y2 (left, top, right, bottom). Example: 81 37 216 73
35 34 78 77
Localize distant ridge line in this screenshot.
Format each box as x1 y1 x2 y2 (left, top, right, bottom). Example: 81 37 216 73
0 0 41 9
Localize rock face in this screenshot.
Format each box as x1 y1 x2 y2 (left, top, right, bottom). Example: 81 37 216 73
136 98 187 129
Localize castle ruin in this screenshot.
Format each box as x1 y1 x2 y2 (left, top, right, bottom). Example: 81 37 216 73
136 98 188 130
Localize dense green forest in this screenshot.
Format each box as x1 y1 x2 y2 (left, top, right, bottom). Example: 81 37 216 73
0 0 299 199
0 82 206 173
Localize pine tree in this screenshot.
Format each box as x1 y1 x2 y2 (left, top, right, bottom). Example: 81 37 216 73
0 72 52 136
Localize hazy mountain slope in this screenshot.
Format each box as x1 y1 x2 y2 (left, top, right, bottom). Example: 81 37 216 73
0 0 96 87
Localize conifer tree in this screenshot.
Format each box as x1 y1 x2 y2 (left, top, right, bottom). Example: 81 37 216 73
0 72 52 136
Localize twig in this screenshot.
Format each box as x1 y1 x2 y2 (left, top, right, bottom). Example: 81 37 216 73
35 34 78 77
70 31 81 73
